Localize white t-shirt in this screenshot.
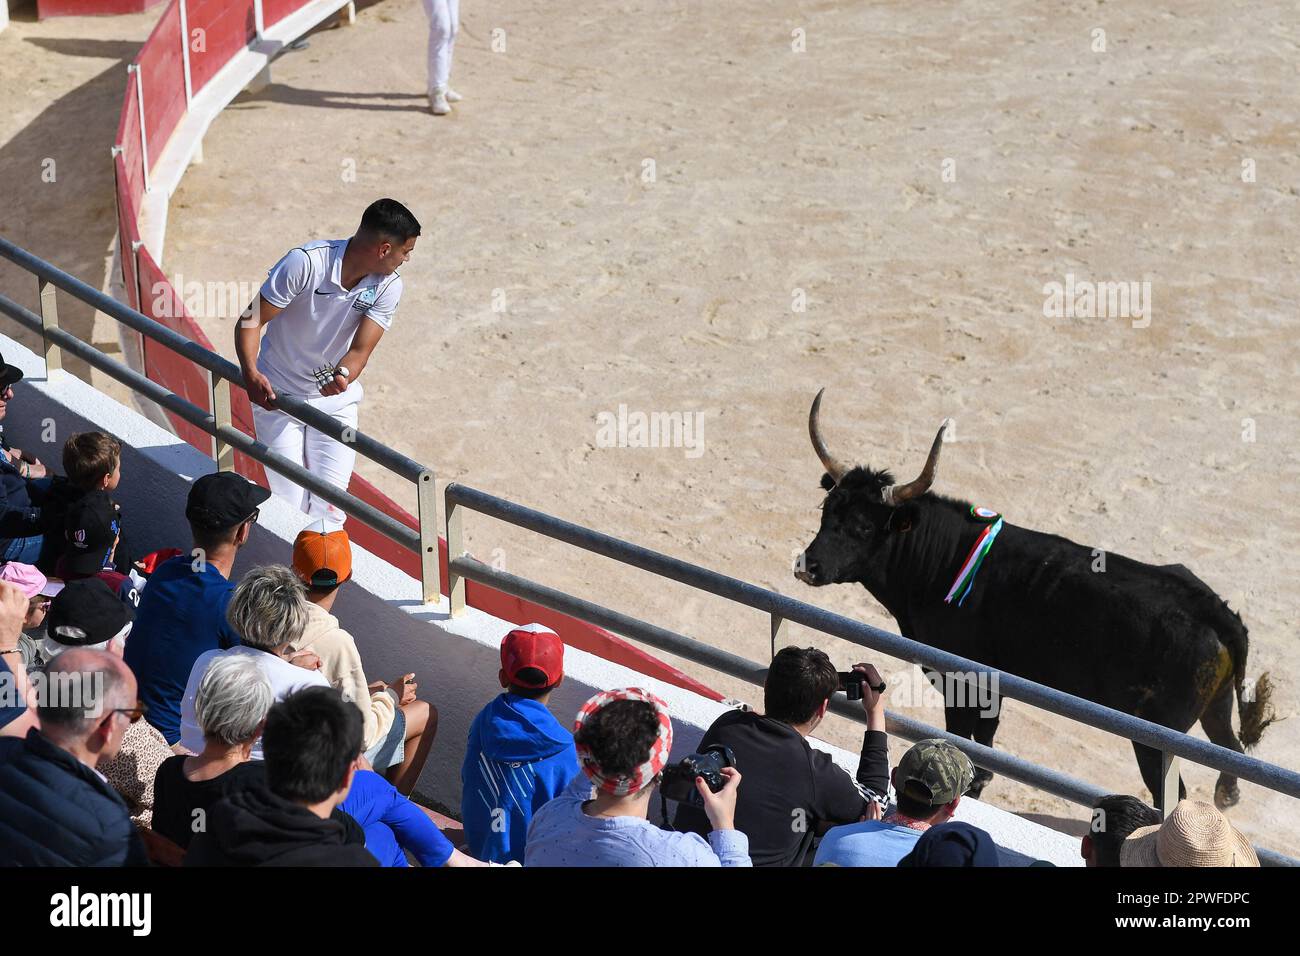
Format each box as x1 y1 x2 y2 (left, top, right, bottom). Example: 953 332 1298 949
256 238 403 397
179 645 330 759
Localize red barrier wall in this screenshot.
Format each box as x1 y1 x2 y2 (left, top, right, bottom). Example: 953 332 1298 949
261 0 307 29
38 0 164 17
110 0 722 702
135 247 214 454
186 0 259 95
115 79 146 207
136 3 187 157
113 161 141 314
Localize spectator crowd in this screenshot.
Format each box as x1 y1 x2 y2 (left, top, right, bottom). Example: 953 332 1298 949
0 361 1265 868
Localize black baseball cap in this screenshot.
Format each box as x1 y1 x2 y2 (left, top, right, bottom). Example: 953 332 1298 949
64 491 121 576
0 352 23 389
185 472 271 530
46 577 134 647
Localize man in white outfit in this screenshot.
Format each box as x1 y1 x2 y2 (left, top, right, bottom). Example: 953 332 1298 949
236 198 421 529
422 0 461 115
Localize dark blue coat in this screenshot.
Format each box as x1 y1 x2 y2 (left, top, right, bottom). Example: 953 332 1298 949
0 451 41 540
0 730 148 866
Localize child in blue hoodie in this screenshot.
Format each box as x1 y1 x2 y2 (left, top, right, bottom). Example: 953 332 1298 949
461 624 580 863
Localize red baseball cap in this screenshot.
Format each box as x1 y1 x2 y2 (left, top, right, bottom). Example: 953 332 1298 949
501 623 564 689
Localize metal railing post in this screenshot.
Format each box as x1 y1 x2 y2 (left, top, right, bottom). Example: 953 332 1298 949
178 0 194 105
1159 751 1180 819
417 468 440 604
770 613 789 660
209 373 234 471
128 64 150 193
37 278 61 376
446 494 465 615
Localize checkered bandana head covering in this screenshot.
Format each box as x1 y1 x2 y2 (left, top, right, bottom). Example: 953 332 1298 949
573 687 674 796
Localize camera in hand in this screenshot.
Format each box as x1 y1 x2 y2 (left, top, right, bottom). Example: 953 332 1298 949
660 744 736 806
839 670 886 701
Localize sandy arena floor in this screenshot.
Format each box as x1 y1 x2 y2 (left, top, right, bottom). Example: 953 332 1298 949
3 0 1299 855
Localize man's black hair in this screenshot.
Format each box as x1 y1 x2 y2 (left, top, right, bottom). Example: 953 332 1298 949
895 790 947 821
1090 794 1161 867
358 198 421 243
263 687 363 804
572 699 660 782
764 646 840 725
508 666 559 700
189 520 242 555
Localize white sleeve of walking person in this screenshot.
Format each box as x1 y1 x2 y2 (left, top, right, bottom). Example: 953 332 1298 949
260 248 313 308
363 274 403 330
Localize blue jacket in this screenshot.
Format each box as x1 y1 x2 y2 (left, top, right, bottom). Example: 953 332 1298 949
0 730 148 867
124 555 240 745
342 769 454 868
461 694 580 864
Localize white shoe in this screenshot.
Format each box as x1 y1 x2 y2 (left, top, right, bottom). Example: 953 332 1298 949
429 88 451 115
445 87 463 102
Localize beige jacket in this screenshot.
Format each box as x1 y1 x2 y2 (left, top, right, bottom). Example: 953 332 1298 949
290 601 397 751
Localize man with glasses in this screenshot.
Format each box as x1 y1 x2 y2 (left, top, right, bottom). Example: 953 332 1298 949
125 472 269 750
39 578 173 826
0 646 149 865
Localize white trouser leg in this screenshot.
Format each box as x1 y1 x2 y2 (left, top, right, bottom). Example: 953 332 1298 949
302 385 362 530
252 403 309 513
424 0 456 92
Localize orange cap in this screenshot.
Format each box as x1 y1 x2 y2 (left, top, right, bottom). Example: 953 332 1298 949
293 522 352 589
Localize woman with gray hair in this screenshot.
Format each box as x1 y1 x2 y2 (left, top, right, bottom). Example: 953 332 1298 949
176 565 329 758
152 654 275 849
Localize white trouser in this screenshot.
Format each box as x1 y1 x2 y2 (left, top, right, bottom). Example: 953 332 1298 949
422 0 459 92
252 383 363 530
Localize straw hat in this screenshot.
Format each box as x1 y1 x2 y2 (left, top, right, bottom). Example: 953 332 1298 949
1120 800 1258 867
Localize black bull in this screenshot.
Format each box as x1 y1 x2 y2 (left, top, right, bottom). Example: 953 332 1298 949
795 390 1276 809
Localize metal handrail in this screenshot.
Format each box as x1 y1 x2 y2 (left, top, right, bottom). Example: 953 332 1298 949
0 235 439 602
444 483 1299 865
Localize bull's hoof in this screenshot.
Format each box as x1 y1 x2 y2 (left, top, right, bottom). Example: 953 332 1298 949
1214 781 1241 811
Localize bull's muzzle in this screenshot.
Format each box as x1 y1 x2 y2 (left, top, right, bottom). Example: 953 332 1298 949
794 554 826 586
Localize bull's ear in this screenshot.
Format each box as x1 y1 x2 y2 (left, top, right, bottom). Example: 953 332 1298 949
819 472 835 491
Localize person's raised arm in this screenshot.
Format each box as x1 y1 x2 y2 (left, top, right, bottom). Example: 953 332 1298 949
235 295 283 409
852 662 890 800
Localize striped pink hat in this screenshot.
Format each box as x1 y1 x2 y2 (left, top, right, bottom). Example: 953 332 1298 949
573 687 673 796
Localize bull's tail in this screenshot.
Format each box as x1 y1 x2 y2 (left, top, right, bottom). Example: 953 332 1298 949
1215 605 1278 749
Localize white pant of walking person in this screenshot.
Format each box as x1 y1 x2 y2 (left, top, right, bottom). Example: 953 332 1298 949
422 0 460 112
252 383 363 530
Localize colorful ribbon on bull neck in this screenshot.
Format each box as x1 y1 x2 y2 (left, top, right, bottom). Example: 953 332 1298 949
944 513 1004 607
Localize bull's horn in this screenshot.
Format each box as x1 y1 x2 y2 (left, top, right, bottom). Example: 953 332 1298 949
881 419 951 505
809 388 851 485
